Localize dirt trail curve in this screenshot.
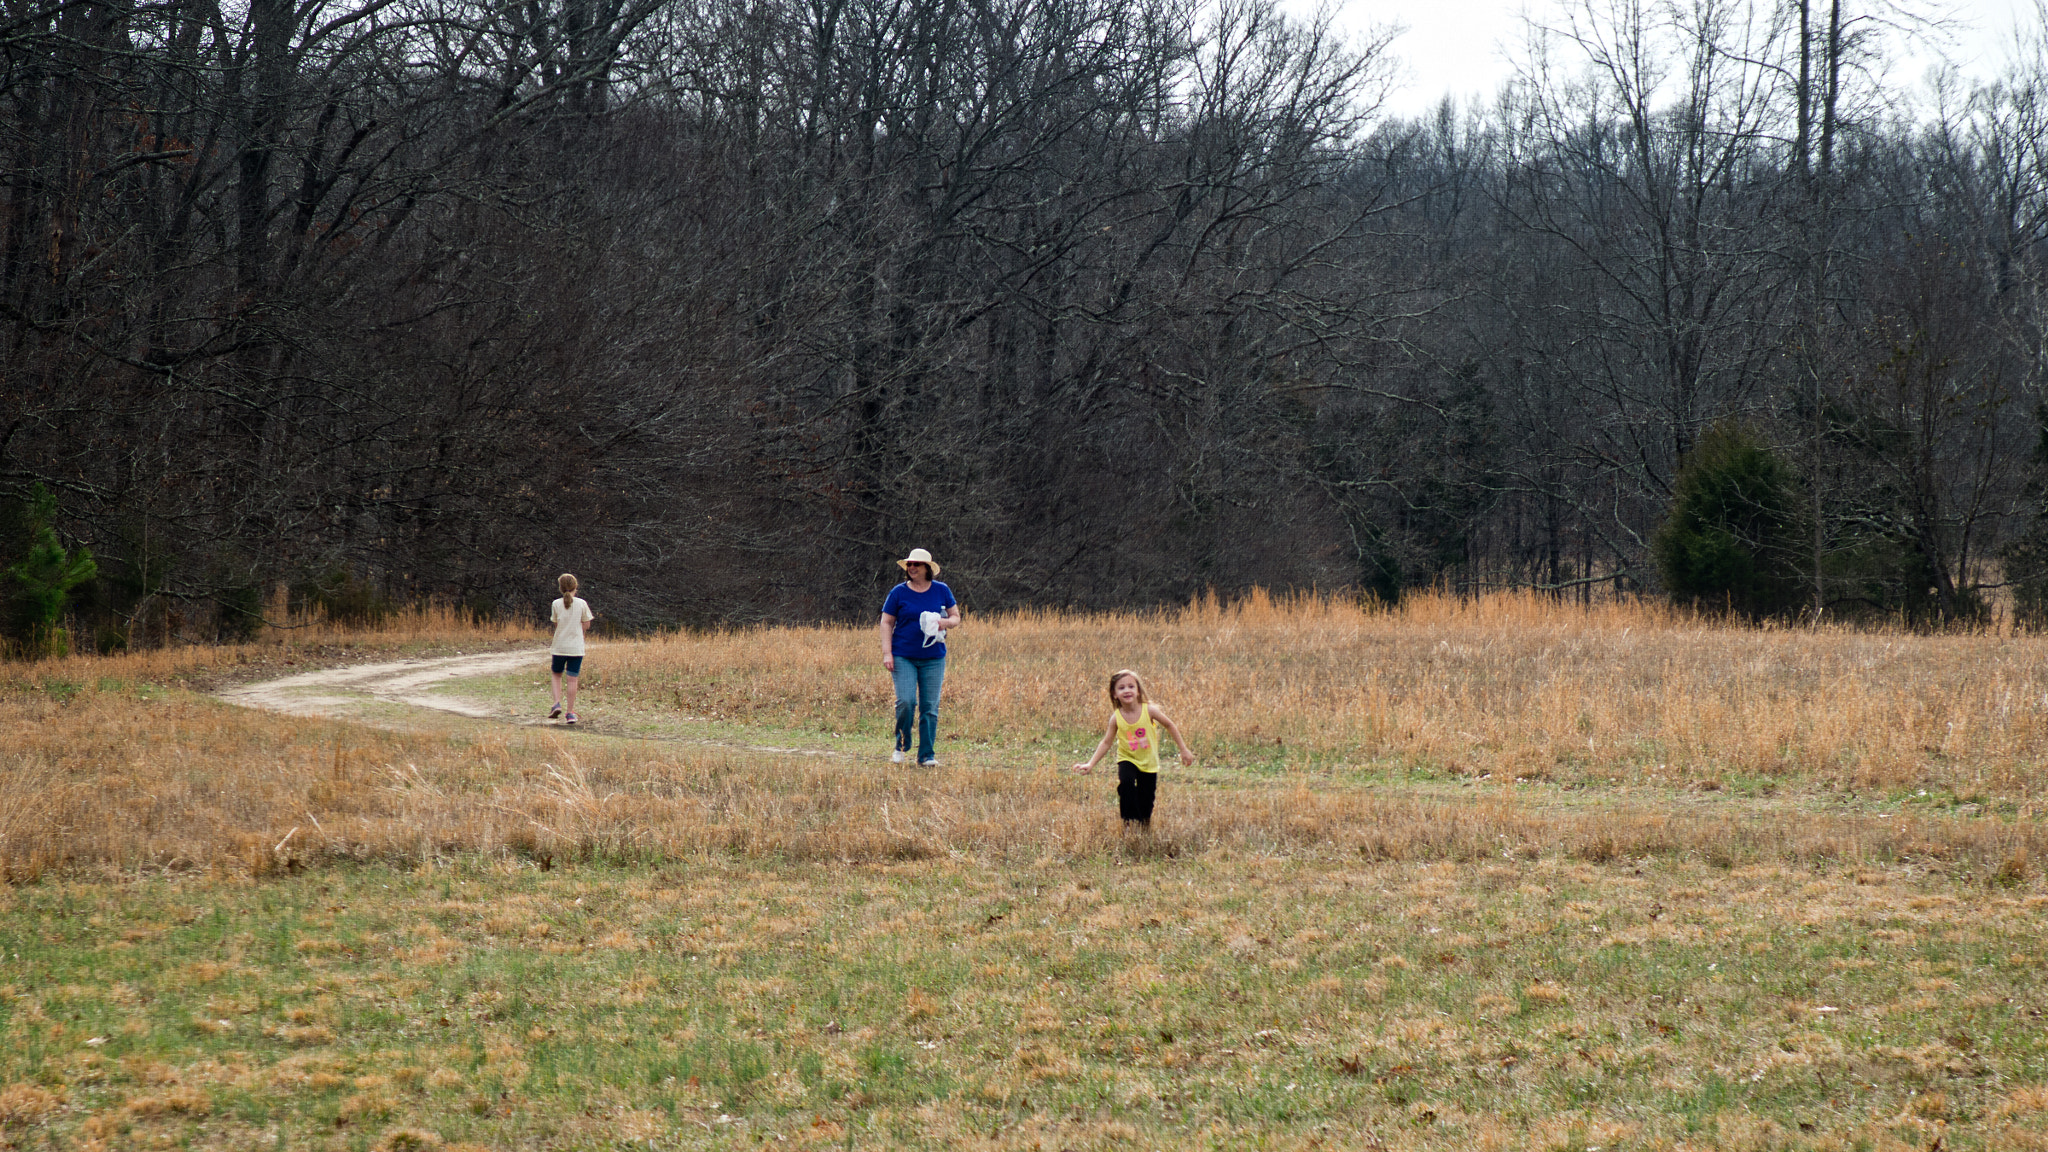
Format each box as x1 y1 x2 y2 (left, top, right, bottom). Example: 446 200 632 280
219 648 549 724
217 648 860 757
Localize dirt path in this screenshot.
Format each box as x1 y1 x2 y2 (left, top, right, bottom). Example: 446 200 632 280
216 647 862 756
218 647 552 724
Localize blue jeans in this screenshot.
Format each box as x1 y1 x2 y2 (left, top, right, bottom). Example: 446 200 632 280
891 655 946 762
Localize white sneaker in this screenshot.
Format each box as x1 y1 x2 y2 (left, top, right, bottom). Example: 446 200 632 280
920 758 938 767
891 750 906 763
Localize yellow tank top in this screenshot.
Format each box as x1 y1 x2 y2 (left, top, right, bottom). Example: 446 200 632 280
1114 703 1161 773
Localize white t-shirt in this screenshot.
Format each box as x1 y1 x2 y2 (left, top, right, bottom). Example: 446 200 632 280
550 596 593 656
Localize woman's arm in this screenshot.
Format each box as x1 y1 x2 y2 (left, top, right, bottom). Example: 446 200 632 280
937 604 962 630
1150 706 1197 767
1072 713 1118 773
878 613 897 671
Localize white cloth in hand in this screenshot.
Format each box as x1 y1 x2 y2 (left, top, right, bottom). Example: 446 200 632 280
918 610 944 647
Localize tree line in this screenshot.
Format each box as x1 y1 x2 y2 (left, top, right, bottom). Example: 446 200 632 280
1 0 2045 649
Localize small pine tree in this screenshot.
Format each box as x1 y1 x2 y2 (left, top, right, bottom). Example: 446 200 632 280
1652 424 1802 618
6 483 98 659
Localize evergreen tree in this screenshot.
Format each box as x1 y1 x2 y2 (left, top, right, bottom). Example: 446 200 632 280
6 484 97 659
1652 425 1802 618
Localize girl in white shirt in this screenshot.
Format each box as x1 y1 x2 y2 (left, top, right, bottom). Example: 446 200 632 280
548 573 594 723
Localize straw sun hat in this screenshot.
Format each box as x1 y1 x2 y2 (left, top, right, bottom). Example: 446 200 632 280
896 548 941 576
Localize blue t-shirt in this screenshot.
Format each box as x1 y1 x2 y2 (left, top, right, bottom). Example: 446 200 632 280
883 581 956 659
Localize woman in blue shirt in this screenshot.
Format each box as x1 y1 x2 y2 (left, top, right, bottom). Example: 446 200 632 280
878 548 961 765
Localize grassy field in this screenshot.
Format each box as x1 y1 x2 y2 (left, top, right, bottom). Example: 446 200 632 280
4 593 2048 1149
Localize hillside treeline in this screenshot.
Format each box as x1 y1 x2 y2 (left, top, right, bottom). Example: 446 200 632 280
1 0 2045 642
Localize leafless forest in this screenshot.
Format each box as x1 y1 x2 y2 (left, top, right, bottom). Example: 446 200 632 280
1 0 2045 639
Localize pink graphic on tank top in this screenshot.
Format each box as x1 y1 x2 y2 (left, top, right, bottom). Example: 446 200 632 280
1129 727 1150 750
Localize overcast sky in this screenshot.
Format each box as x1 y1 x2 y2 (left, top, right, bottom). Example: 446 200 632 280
1321 0 2043 119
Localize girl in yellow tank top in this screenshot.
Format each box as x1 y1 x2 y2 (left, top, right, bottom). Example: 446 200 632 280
1115 700 1162 773
1072 669 1196 828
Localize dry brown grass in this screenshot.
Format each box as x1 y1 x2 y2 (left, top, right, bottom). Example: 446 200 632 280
610 587 2048 796
9 592 2048 1149
6 590 2046 883
0 682 2038 887
0 601 536 693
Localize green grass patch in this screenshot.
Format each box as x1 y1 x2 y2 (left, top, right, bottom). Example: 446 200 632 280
2 854 2046 1148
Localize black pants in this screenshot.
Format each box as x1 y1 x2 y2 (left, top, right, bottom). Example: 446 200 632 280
1116 760 1157 827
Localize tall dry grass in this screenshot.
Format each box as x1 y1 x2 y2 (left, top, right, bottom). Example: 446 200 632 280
6 684 2040 884
5 625 2045 882
0 602 536 691
256 599 539 646
610 588 2048 795
7 589 2047 882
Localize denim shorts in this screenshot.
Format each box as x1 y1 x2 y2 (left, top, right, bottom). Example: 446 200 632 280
551 654 584 676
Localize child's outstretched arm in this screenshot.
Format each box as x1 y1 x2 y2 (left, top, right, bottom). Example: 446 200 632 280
1150 705 1197 769
1071 713 1118 774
